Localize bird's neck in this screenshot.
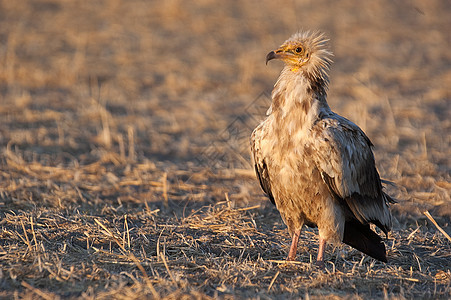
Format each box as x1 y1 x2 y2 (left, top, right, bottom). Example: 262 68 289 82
269 66 331 125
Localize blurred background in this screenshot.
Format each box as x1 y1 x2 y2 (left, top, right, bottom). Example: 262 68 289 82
0 1 450 298
0 0 449 215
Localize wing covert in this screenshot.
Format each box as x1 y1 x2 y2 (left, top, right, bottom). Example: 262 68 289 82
251 127 275 205
309 116 392 232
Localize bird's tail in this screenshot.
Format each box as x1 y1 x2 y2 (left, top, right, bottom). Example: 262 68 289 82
342 220 387 262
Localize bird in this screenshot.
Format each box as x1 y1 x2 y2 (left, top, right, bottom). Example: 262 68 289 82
251 31 395 267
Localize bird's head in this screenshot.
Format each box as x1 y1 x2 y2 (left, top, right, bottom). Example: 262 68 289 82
266 31 332 75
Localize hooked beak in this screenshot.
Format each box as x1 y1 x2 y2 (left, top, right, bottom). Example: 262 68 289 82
265 49 291 65
265 51 277 65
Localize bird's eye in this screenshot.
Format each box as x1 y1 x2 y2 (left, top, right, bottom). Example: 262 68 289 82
295 47 303 53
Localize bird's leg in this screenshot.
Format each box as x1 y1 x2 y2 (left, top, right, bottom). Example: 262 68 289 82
316 237 326 268
287 229 301 261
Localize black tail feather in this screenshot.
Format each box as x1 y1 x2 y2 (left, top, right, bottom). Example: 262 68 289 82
342 220 387 263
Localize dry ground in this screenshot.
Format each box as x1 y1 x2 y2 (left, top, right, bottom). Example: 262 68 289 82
0 0 450 299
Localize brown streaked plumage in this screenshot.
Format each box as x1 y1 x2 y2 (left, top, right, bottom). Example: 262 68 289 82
251 31 395 266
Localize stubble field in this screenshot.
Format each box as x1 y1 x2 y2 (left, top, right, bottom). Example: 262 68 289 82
0 0 450 299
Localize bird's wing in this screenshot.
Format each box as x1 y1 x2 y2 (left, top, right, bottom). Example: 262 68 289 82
309 115 392 233
251 126 275 205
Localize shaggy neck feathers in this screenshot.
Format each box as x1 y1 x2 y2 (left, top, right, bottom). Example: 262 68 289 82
269 66 331 123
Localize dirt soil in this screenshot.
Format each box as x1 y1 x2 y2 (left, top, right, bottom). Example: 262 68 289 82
0 0 450 299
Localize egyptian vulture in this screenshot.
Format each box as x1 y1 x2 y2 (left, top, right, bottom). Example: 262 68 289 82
251 31 395 266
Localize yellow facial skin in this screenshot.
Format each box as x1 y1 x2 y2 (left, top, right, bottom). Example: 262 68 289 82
266 44 310 72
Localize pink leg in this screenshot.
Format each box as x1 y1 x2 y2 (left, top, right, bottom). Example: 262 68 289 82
316 237 326 268
287 229 301 261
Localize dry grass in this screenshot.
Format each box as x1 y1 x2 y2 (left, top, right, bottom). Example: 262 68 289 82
0 0 450 298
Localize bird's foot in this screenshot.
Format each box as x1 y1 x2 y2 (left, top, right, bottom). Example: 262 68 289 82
286 254 296 261
315 260 325 269
315 237 326 269
286 229 301 262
